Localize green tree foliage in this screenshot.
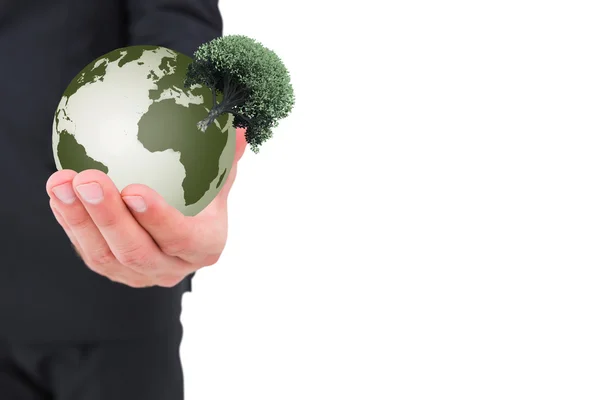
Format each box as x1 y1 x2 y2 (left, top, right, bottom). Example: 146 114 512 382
184 35 295 153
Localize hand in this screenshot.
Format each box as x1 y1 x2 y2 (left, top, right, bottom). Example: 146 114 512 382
46 128 247 288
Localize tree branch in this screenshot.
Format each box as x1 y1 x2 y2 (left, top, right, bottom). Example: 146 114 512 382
223 74 231 98
211 86 217 107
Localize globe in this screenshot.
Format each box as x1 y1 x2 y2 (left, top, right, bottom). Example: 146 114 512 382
52 45 236 216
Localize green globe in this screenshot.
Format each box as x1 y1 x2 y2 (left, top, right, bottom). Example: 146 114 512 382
52 45 236 216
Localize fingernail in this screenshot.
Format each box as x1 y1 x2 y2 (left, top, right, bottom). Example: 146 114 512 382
123 196 147 213
52 183 76 204
75 182 104 204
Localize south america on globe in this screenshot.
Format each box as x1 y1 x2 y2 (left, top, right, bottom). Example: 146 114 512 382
53 35 295 216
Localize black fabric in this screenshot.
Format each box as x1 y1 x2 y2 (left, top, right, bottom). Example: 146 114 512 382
0 322 184 399
0 0 222 342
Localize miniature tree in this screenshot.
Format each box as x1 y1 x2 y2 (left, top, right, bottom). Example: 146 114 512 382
184 35 295 153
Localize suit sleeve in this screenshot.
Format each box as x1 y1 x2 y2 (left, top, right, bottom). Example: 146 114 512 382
124 0 223 57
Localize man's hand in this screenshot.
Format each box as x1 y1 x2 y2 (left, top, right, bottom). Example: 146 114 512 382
46 128 246 288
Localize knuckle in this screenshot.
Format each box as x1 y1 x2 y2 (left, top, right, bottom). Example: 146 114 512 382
118 246 153 269
96 213 119 229
88 247 116 268
68 214 95 230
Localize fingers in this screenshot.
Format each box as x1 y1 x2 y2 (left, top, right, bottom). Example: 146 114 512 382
47 173 153 287
49 198 83 259
70 170 189 276
47 171 118 275
46 128 245 289
47 170 186 287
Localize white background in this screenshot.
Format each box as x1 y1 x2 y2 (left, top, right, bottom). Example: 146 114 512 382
181 1 600 399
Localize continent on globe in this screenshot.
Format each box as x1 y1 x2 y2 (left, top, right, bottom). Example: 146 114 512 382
52 45 236 217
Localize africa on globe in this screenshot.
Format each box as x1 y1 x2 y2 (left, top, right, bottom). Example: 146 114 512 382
52 45 236 217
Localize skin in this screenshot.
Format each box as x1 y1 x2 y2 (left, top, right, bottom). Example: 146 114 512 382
46 127 247 288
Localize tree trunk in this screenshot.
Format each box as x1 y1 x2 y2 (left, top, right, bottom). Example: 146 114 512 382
197 106 223 132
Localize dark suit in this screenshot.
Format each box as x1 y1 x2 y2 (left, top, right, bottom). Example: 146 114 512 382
0 0 222 397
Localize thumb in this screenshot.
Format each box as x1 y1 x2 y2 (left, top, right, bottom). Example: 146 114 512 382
234 127 247 163
218 127 246 202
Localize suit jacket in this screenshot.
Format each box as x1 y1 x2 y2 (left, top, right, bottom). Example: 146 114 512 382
0 0 222 342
